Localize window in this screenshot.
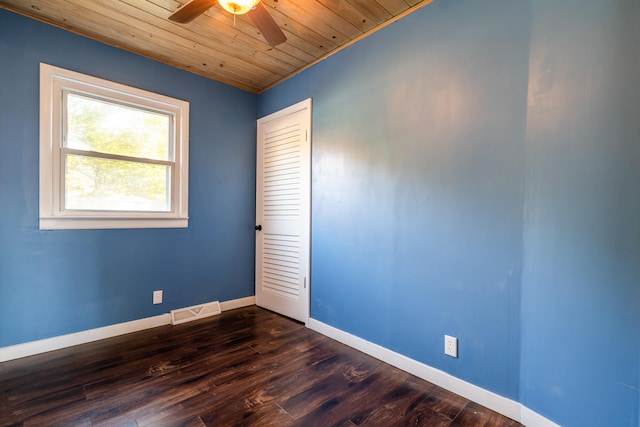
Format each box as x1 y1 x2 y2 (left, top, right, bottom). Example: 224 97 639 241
40 63 189 229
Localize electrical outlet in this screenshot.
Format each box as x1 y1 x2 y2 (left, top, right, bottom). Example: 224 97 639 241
444 335 458 358
153 290 163 305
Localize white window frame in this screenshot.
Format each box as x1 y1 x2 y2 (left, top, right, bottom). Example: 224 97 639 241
39 63 189 230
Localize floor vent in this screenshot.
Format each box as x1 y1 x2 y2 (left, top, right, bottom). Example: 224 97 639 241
170 301 221 325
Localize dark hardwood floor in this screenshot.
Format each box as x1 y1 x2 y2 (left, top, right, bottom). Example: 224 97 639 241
0 306 522 427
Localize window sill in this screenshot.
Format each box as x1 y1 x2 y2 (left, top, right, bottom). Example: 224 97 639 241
39 217 189 230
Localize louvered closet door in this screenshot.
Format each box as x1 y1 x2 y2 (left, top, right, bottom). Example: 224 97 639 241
255 99 311 323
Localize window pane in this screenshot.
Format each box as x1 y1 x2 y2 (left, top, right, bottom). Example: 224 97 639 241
66 92 171 161
65 154 171 212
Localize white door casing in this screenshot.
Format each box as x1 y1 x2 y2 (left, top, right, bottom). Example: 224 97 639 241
255 99 311 323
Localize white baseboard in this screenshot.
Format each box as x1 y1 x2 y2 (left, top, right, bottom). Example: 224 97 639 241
1 298 559 427
307 318 560 427
0 314 172 363
220 295 255 311
521 405 561 427
0 295 256 363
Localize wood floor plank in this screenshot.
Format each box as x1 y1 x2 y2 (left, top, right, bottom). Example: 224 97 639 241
328 365 432 426
449 401 522 427
419 385 470 420
0 306 522 427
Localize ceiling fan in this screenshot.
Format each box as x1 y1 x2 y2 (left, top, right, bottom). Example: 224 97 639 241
169 0 287 47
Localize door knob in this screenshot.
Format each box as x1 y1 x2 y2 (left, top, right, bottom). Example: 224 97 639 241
255 225 262 231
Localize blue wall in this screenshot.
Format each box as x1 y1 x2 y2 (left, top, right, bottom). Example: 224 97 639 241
259 0 640 425
0 10 257 347
2 0 640 425
521 1 640 426
261 0 530 403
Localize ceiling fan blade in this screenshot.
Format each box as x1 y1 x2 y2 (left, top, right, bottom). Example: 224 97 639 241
169 0 217 23
248 2 287 47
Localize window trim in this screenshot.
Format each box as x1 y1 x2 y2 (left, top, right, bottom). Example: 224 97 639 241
39 63 189 229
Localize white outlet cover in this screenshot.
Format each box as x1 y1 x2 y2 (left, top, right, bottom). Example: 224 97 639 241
445 335 458 358
153 290 163 304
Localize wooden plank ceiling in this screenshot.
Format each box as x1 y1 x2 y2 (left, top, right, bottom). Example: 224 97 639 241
0 0 432 93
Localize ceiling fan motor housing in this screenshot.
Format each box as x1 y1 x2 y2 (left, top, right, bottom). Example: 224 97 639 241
219 0 260 15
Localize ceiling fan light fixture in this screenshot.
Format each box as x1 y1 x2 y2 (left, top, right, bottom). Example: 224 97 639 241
218 0 260 15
